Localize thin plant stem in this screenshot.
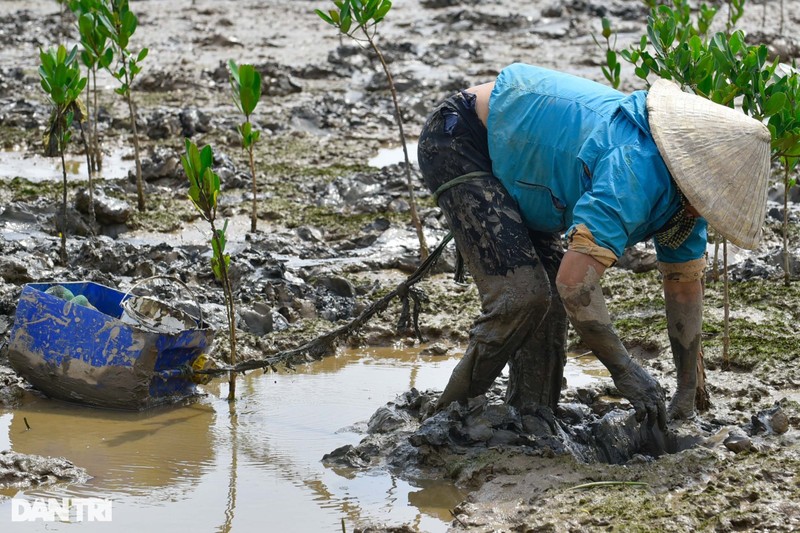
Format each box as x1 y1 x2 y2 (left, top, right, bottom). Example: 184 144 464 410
784 164 791 287
363 30 429 260
77 121 96 223
59 148 68 265
722 237 730 369
211 219 237 401
92 66 102 172
124 69 145 212
712 234 720 282
85 64 95 172
248 138 257 233
780 0 785 35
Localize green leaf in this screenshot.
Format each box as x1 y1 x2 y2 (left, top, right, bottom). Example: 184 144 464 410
374 0 391 22
79 13 94 38
606 49 617 69
121 10 138 37
100 47 114 68
688 35 702 58
729 31 744 55
315 8 334 25
340 14 352 34
240 121 252 138
137 47 148 62
362 0 376 22
200 144 213 170
228 59 240 85
764 92 788 117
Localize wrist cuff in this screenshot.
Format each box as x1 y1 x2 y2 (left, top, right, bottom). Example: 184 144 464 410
567 224 618 267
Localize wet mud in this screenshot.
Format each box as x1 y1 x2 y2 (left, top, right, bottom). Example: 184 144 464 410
0 0 799 531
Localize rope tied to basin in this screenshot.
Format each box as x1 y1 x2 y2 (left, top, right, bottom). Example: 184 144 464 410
192 232 455 378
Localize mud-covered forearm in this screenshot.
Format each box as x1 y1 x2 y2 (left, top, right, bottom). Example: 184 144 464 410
556 263 630 373
556 251 666 428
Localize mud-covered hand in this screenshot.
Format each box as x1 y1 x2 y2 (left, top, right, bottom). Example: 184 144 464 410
611 360 667 430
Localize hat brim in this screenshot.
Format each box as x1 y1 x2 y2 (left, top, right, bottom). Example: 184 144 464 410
646 79 771 250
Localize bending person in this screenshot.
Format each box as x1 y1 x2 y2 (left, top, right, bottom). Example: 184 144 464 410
417 64 770 427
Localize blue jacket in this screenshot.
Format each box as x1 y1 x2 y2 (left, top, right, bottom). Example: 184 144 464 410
487 63 707 263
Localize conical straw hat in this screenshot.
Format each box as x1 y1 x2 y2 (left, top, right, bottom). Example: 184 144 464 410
646 79 772 250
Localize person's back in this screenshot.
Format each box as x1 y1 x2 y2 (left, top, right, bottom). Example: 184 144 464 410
485 64 703 262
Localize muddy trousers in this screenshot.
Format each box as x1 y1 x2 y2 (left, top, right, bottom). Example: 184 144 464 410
417 91 567 412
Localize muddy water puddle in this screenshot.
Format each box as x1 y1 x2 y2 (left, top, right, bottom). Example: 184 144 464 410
0 150 133 183
0 348 606 532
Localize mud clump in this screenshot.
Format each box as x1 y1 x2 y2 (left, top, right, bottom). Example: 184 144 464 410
323 381 708 484
0 451 89 489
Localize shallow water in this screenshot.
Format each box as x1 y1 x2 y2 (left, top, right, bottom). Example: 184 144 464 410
0 348 606 532
368 142 419 168
0 150 133 183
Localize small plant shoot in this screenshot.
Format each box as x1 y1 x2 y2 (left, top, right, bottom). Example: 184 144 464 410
316 0 430 259
98 0 148 212
181 138 238 402
39 44 88 265
229 60 262 233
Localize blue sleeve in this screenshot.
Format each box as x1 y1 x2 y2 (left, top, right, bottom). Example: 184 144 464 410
654 218 708 263
571 146 654 258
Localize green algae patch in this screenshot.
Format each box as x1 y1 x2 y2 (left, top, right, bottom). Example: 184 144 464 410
702 278 800 377
4 177 66 202
497 445 800 532
127 190 197 232
0 125 38 150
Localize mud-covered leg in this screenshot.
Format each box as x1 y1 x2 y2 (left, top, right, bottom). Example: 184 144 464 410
433 180 553 410
664 279 703 420
417 93 554 411
506 234 567 411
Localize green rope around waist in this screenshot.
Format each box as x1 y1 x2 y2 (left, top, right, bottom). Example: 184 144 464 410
432 171 494 206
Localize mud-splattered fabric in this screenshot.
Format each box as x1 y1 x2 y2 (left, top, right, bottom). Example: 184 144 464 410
418 91 566 409
487 63 707 263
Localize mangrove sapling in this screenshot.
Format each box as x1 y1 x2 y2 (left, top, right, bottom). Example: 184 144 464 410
615 6 800 286
74 0 114 174
592 17 621 89
181 139 238 402
597 0 800 400
316 0 430 260
39 44 88 265
98 0 148 212
763 66 800 286
228 60 262 233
